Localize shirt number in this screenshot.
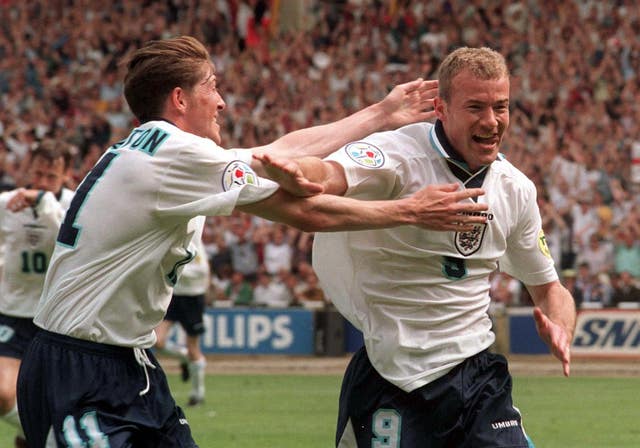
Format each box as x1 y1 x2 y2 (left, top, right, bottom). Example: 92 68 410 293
372 409 401 448
62 411 109 447
57 152 118 248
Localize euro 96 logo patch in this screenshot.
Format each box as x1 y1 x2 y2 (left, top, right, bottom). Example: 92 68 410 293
538 229 551 258
344 142 385 168
222 160 259 191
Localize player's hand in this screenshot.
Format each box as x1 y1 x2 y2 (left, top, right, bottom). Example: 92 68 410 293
409 183 488 231
6 188 40 212
533 306 572 377
378 78 438 130
253 153 324 197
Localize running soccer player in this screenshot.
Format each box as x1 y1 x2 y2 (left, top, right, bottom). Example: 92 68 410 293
0 140 73 448
17 36 489 448
155 228 210 407
308 47 577 447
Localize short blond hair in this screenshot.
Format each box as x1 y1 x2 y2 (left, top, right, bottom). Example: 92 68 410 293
438 47 509 102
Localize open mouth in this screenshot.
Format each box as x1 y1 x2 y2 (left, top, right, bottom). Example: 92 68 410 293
472 134 498 145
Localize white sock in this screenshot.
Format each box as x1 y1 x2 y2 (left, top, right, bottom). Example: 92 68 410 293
157 341 188 362
190 357 206 399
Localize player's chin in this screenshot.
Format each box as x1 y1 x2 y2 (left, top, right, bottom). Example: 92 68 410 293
210 127 222 145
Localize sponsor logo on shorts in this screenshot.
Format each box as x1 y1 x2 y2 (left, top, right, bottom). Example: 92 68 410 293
344 142 385 168
222 160 258 191
179 418 189 425
491 419 519 430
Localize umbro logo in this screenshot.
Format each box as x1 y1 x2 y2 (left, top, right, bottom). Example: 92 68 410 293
491 419 519 430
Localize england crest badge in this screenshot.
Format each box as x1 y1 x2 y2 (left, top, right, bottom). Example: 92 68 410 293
454 223 487 256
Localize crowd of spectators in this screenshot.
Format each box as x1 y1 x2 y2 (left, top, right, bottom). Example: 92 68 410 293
0 0 638 310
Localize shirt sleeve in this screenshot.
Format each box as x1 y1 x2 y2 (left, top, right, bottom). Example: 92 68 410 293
324 136 407 200
34 192 67 224
155 139 279 219
499 181 558 285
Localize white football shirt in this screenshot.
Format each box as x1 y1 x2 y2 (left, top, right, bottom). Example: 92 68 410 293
313 121 557 392
173 225 210 297
34 120 278 347
0 188 73 317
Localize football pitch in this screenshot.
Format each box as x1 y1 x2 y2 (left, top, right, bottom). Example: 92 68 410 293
2 372 639 447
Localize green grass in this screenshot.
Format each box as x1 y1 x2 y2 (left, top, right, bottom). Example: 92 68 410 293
2 375 639 447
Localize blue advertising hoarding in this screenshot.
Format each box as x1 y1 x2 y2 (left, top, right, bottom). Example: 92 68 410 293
508 307 640 357
169 308 315 354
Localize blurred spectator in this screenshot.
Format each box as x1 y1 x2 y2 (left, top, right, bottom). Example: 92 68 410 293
489 272 522 306
573 262 594 308
295 272 327 308
575 234 614 277
613 230 640 278
263 225 293 275
221 271 254 307
228 224 259 283
560 269 583 307
610 271 640 307
266 268 297 308
253 271 291 308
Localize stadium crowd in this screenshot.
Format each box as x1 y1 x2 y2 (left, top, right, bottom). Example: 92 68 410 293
0 0 638 309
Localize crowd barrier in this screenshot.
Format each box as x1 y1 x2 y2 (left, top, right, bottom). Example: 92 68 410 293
166 306 640 358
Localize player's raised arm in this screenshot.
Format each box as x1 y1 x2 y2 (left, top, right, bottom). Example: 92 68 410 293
250 79 438 166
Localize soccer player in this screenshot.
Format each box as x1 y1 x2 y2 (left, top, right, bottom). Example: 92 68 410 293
308 47 577 447
17 36 489 448
0 140 73 448
155 228 209 407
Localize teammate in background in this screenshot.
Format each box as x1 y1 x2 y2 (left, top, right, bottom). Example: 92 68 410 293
17 36 489 448
0 140 73 448
155 227 209 407
305 47 577 447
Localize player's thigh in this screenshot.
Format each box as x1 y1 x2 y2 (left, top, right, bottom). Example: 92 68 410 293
0 356 20 395
0 356 20 404
56 408 197 448
337 348 462 448
460 352 531 448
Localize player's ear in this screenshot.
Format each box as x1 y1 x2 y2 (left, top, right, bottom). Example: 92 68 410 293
169 87 187 113
434 96 446 122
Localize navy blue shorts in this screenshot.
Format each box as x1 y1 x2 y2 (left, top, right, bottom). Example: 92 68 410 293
164 294 206 336
17 330 198 448
336 347 534 448
0 313 39 359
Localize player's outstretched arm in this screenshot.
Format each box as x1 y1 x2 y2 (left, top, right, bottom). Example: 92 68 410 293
528 281 576 377
236 182 488 233
252 153 325 197
6 188 42 212
250 79 438 165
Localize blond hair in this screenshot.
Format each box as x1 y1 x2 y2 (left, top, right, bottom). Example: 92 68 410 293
438 47 509 102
